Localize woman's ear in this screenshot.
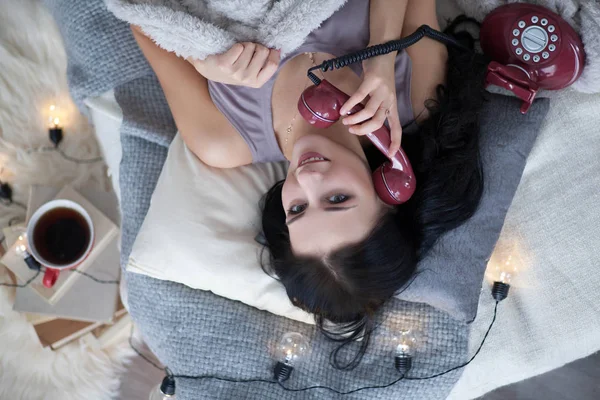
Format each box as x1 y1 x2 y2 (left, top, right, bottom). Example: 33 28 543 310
254 231 268 245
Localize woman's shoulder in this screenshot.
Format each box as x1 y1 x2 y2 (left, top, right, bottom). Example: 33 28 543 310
180 115 253 169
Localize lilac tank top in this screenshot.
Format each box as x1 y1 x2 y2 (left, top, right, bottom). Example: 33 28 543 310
207 0 413 164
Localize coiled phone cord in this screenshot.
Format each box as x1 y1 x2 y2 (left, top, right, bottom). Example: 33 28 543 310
307 24 470 85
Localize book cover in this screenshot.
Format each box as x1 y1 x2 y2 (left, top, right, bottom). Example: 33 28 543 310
12 236 121 323
5 185 119 304
33 318 104 350
24 313 58 326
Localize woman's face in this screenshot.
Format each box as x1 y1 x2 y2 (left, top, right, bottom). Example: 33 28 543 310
282 134 386 256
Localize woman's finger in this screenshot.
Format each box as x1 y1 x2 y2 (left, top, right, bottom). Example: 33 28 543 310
247 45 271 78
215 43 244 68
342 97 384 126
349 107 388 135
232 43 256 71
256 49 281 86
340 78 379 115
387 106 403 156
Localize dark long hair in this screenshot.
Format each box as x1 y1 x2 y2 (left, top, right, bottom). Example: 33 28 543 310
261 33 490 369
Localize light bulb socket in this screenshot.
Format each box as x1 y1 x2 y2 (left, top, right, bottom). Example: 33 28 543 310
49 127 63 147
159 375 176 396
24 254 41 271
274 361 294 382
0 182 13 202
394 354 413 374
492 281 510 302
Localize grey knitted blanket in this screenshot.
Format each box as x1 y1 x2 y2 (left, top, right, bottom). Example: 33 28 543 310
43 0 469 398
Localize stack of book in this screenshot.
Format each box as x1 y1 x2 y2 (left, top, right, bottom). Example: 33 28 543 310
0 185 130 351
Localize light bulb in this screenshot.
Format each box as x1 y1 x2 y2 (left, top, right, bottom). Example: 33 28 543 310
48 105 61 128
487 238 524 301
273 332 310 381
391 328 420 374
148 375 176 399
47 103 64 145
15 235 28 257
14 234 41 271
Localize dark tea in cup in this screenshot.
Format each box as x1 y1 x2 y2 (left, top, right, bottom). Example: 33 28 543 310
27 199 95 288
32 207 91 265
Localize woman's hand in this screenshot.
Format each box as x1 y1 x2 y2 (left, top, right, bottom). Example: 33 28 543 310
188 42 281 88
339 53 402 156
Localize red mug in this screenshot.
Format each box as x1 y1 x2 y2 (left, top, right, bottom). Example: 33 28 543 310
26 199 95 288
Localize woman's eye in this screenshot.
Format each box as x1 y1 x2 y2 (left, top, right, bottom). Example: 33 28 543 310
328 194 350 204
288 204 307 215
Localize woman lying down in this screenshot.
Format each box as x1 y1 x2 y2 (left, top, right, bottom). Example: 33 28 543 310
132 0 488 368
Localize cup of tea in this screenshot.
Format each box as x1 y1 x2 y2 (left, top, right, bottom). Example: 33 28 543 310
26 199 95 288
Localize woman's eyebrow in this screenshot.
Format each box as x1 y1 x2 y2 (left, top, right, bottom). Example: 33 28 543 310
286 206 358 226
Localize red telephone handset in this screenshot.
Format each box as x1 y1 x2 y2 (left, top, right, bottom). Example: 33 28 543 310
299 80 416 205
480 3 585 113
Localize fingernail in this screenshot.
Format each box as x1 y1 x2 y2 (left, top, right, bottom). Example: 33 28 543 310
349 128 355 133
342 119 348 125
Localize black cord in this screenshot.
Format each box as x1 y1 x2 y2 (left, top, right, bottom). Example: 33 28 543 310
277 375 405 395
128 324 165 371
68 268 120 284
56 147 104 164
26 145 103 164
0 266 119 287
129 300 501 394
1 199 27 210
405 301 499 381
308 24 470 84
8 216 24 226
0 268 43 287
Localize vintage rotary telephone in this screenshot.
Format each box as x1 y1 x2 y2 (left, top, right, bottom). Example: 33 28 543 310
480 3 585 113
298 3 585 205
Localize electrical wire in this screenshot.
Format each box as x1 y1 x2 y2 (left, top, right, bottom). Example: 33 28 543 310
0 268 43 288
0 266 119 287
277 375 406 395
26 145 103 164
1 199 27 210
405 301 499 381
56 147 104 164
68 268 120 284
129 299 501 395
307 24 470 84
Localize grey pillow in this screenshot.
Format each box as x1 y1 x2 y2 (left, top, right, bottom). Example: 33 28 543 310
397 93 550 322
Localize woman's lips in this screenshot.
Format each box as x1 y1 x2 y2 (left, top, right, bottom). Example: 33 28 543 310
297 152 330 168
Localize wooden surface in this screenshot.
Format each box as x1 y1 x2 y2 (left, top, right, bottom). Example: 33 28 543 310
119 350 600 399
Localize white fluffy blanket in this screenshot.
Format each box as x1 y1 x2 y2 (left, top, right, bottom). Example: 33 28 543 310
106 0 600 93
0 1 132 399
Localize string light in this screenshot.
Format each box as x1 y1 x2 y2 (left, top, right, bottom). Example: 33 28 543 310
391 328 421 374
48 104 64 146
14 234 41 271
487 238 524 302
273 332 311 382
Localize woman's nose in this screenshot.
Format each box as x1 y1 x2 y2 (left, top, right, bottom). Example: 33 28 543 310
295 168 326 191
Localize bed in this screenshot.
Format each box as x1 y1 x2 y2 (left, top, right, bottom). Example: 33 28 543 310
48 0 600 398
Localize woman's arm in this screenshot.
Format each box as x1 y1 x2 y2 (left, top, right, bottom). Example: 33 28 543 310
341 0 447 145
368 0 409 47
339 0 411 155
130 26 253 167
400 0 448 119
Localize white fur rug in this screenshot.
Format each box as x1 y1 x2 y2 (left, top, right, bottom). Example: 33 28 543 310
0 1 134 399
